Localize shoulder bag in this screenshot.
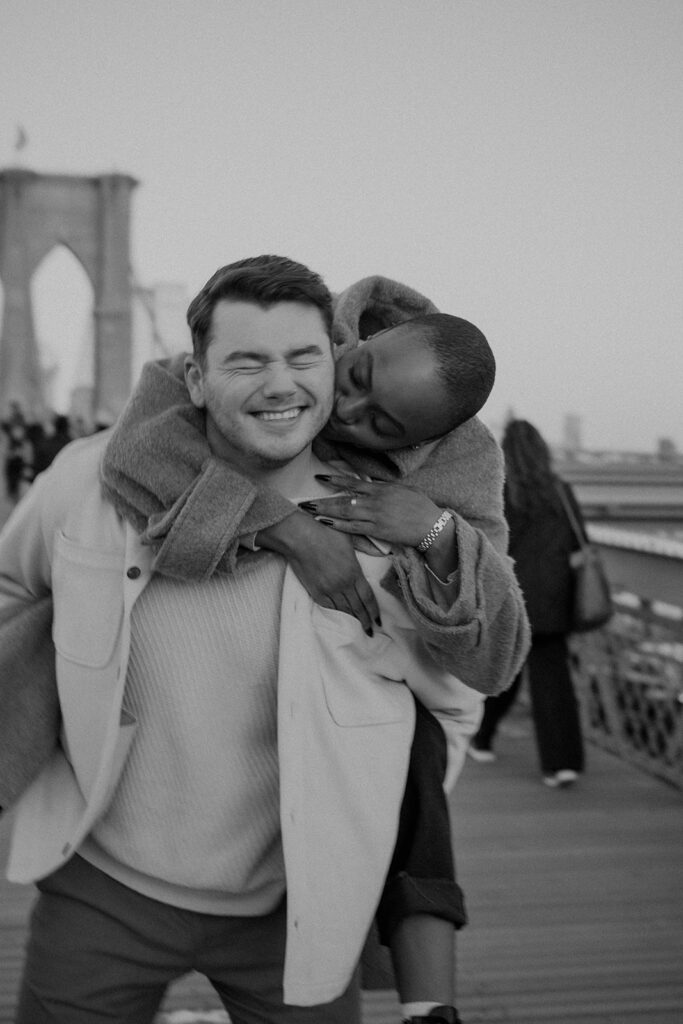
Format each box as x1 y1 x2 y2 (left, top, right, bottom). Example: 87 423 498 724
556 482 614 633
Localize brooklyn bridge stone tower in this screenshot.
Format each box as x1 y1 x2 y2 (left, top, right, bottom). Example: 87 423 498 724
0 168 137 417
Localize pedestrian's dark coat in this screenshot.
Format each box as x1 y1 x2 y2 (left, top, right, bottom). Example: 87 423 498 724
506 480 582 636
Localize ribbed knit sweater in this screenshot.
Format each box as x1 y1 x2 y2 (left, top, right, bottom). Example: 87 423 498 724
80 553 286 915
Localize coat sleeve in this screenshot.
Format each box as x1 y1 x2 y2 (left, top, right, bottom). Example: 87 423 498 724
146 461 298 579
0 469 63 813
381 422 530 695
100 357 298 579
387 517 530 696
0 595 59 812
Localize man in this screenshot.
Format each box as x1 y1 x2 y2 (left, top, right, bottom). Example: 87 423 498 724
0 256 524 1023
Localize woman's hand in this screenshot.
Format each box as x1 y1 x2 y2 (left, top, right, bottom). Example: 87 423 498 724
255 511 381 636
299 473 442 547
299 473 460 580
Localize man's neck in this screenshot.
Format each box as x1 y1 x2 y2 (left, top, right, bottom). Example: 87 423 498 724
238 446 329 503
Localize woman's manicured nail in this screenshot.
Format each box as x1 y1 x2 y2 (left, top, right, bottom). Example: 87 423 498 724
364 627 374 637
314 474 332 482
315 517 335 526
298 501 317 512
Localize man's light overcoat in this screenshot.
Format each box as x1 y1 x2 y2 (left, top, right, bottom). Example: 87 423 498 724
0 432 483 1005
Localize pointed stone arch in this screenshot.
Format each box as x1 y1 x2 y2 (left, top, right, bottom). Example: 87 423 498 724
31 243 95 414
0 168 137 419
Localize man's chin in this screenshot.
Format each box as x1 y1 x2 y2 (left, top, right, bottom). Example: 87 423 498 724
249 429 321 466
248 446 309 470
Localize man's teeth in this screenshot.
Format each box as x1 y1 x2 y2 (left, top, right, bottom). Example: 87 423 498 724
255 409 302 421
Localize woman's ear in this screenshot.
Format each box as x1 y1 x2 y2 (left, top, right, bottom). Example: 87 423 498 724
184 355 206 409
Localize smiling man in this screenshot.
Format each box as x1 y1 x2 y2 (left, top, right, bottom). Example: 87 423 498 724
184 285 334 477
2 256 367 1024
1 256 528 1024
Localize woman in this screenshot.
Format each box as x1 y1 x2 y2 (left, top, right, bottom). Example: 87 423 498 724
470 418 585 787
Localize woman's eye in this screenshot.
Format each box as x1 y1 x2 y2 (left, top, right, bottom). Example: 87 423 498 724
350 367 365 390
370 414 400 439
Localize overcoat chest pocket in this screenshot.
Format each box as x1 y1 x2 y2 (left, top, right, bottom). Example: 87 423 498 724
311 605 413 727
52 532 123 668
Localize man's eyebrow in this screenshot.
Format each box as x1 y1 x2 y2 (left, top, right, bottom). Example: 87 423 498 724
220 344 325 364
286 344 327 358
220 350 267 364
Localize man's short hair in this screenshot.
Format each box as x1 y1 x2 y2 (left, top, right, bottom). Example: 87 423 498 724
186 255 333 363
417 313 496 428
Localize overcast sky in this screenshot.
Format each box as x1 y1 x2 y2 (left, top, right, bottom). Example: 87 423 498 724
1 0 681 450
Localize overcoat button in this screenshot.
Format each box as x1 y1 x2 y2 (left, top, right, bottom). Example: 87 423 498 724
126 566 141 580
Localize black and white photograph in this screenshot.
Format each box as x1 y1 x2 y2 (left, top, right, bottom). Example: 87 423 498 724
0 3 681 1023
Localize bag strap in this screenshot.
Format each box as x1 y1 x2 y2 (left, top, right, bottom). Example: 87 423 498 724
555 480 587 550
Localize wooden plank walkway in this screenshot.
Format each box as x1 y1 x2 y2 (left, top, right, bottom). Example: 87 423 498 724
1 719 681 1024
450 726 683 1023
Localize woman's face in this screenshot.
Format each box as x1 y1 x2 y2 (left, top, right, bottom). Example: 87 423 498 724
324 322 454 451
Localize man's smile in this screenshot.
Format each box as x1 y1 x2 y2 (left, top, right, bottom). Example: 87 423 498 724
252 407 305 422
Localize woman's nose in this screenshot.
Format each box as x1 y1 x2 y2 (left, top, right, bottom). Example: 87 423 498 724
335 392 366 423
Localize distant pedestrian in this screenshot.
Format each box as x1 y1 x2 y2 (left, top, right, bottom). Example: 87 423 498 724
32 414 72 478
469 418 585 787
1 401 34 503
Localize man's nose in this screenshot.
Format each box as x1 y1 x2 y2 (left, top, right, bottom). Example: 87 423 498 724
335 392 367 423
261 362 298 397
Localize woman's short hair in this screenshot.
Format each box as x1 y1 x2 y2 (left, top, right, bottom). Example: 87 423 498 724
417 313 496 428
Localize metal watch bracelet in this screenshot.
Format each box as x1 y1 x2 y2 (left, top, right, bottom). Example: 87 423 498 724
416 509 454 553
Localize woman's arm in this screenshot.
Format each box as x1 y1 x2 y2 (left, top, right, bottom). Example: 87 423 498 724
299 475 459 580
387 519 530 696
295 463 530 697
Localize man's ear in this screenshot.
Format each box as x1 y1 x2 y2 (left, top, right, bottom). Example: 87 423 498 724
184 355 206 409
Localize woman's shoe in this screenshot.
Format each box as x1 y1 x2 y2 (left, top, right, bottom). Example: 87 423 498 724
543 769 579 787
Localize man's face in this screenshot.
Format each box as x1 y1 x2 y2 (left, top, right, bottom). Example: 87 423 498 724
325 322 453 451
185 299 334 473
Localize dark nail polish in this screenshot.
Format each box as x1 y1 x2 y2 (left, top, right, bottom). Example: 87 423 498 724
298 501 317 512
364 627 374 637
316 517 334 526
314 474 332 482
375 616 382 627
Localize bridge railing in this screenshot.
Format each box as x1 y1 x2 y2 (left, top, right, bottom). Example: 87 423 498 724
570 526 683 790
